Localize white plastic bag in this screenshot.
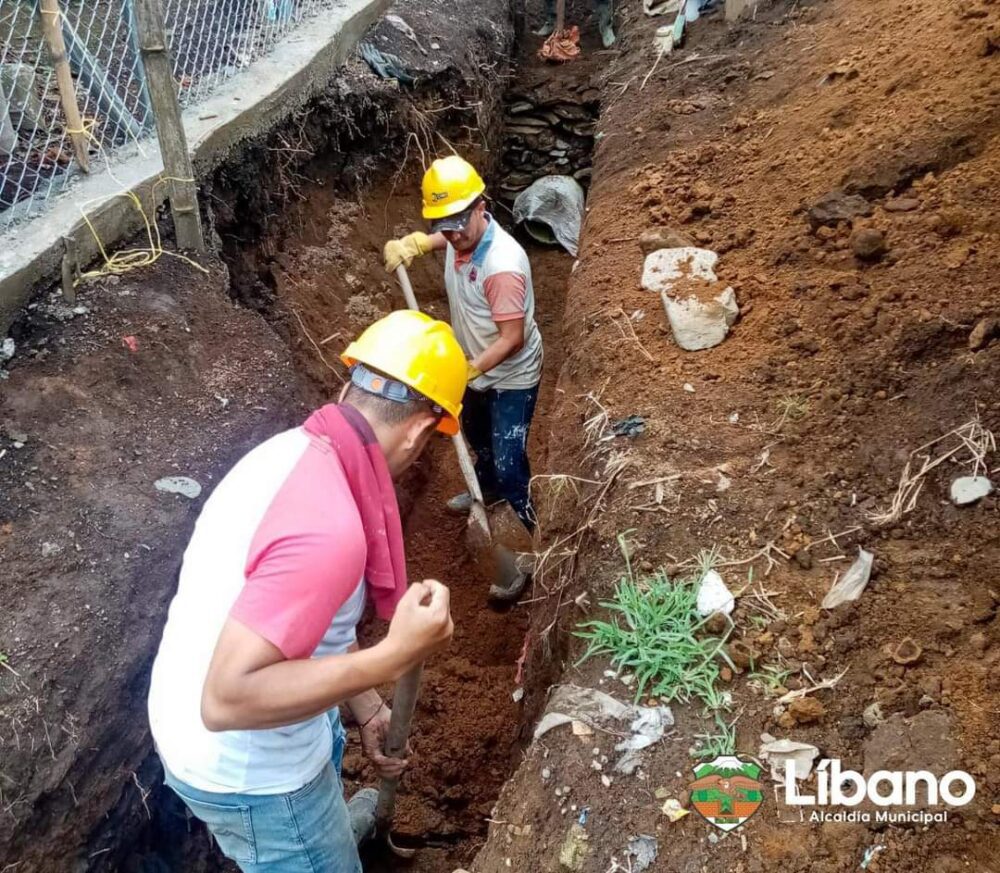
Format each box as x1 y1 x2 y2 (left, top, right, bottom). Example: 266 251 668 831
512 176 586 256
821 547 873 609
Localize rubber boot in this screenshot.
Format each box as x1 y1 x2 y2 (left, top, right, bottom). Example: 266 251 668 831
596 1 617 47
347 787 379 846
533 0 557 35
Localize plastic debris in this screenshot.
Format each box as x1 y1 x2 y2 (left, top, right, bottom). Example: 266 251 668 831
610 415 646 438
539 26 581 64
615 704 675 774
696 570 735 617
758 735 820 781
385 14 428 54
821 547 874 609
862 702 884 729
627 835 658 872
154 476 202 500
950 475 993 506
512 176 586 256
122 335 139 353
535 685 675 774
357 42 416 85
661 798 689 821
0 338 14 362
559 823 589 871
860 845 885 869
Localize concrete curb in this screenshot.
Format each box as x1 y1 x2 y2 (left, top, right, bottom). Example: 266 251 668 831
0 0 391 332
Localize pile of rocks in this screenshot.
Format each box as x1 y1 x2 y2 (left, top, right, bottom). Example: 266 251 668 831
499 86 598 203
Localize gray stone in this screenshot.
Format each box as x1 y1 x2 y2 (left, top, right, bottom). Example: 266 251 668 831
950 475 993 506
808 189 873 229
154 476 202 499
968 316 998 351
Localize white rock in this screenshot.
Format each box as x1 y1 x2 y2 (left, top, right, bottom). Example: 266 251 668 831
950 475 993 506
662 287 739 351
154 476 202 499
1 338 14 362
696 570 734 616
642 247 720 292
641 248 739 350
683 383 695 393
41 541 62 558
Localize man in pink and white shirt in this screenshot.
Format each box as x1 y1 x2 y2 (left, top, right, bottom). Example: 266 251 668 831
148 311 467 872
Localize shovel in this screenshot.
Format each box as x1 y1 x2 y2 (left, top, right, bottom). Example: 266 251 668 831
393 265 529 601
372 663 423 859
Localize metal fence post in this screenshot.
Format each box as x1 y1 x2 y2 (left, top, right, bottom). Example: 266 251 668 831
133 0 205 252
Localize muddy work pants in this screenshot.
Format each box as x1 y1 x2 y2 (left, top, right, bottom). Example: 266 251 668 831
462 383 539 532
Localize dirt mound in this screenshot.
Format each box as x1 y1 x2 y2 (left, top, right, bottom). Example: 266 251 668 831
0 258 303 870
474 0 1000 870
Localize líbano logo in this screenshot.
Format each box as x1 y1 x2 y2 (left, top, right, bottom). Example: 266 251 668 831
689 755 765 832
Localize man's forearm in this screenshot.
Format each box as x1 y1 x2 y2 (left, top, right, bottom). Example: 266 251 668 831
202 638 407 732
472 336 522 375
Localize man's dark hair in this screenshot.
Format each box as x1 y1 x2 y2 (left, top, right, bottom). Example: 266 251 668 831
343 382 439 429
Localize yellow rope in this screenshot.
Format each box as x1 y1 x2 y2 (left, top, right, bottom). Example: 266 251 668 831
69 125 208 284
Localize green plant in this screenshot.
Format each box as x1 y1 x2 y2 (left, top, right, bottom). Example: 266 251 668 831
748 664 792 696
692 714 738 759
575 534 734 708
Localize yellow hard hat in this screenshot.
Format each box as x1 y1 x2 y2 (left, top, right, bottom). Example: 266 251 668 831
422 156 487 226
341 310 467 435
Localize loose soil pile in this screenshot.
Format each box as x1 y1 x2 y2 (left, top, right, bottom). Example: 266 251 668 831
474 1 1000 871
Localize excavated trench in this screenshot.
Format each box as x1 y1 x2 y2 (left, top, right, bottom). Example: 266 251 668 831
118 3 599 871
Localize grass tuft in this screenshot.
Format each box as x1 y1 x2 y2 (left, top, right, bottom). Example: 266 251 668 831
574 534 734 712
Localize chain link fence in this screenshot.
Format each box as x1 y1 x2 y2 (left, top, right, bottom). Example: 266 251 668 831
0 0 336 231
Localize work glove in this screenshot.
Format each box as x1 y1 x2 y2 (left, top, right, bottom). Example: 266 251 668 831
383 232 433 273
466 361 483 382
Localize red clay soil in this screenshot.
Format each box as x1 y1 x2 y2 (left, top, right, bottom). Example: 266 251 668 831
472 0 1000 872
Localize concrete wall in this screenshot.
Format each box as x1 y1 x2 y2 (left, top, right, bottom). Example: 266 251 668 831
0 0 391 333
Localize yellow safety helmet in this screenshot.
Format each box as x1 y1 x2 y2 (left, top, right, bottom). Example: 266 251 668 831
422 156 487 229
341 310 467 435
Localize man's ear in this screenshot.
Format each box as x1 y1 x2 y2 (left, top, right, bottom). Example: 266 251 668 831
404 412 439 450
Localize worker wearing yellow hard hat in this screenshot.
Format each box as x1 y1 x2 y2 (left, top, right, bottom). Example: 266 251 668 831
149 311 464 871
384 156 544 563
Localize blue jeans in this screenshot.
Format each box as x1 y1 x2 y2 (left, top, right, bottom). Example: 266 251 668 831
163 711 359 873
462 383 539 531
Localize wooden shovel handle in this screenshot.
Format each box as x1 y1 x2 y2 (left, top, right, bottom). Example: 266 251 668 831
393 264 488 510
375 663 424 833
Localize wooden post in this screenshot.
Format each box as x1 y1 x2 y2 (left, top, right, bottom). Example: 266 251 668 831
133 0 205 252
38 0 91 173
